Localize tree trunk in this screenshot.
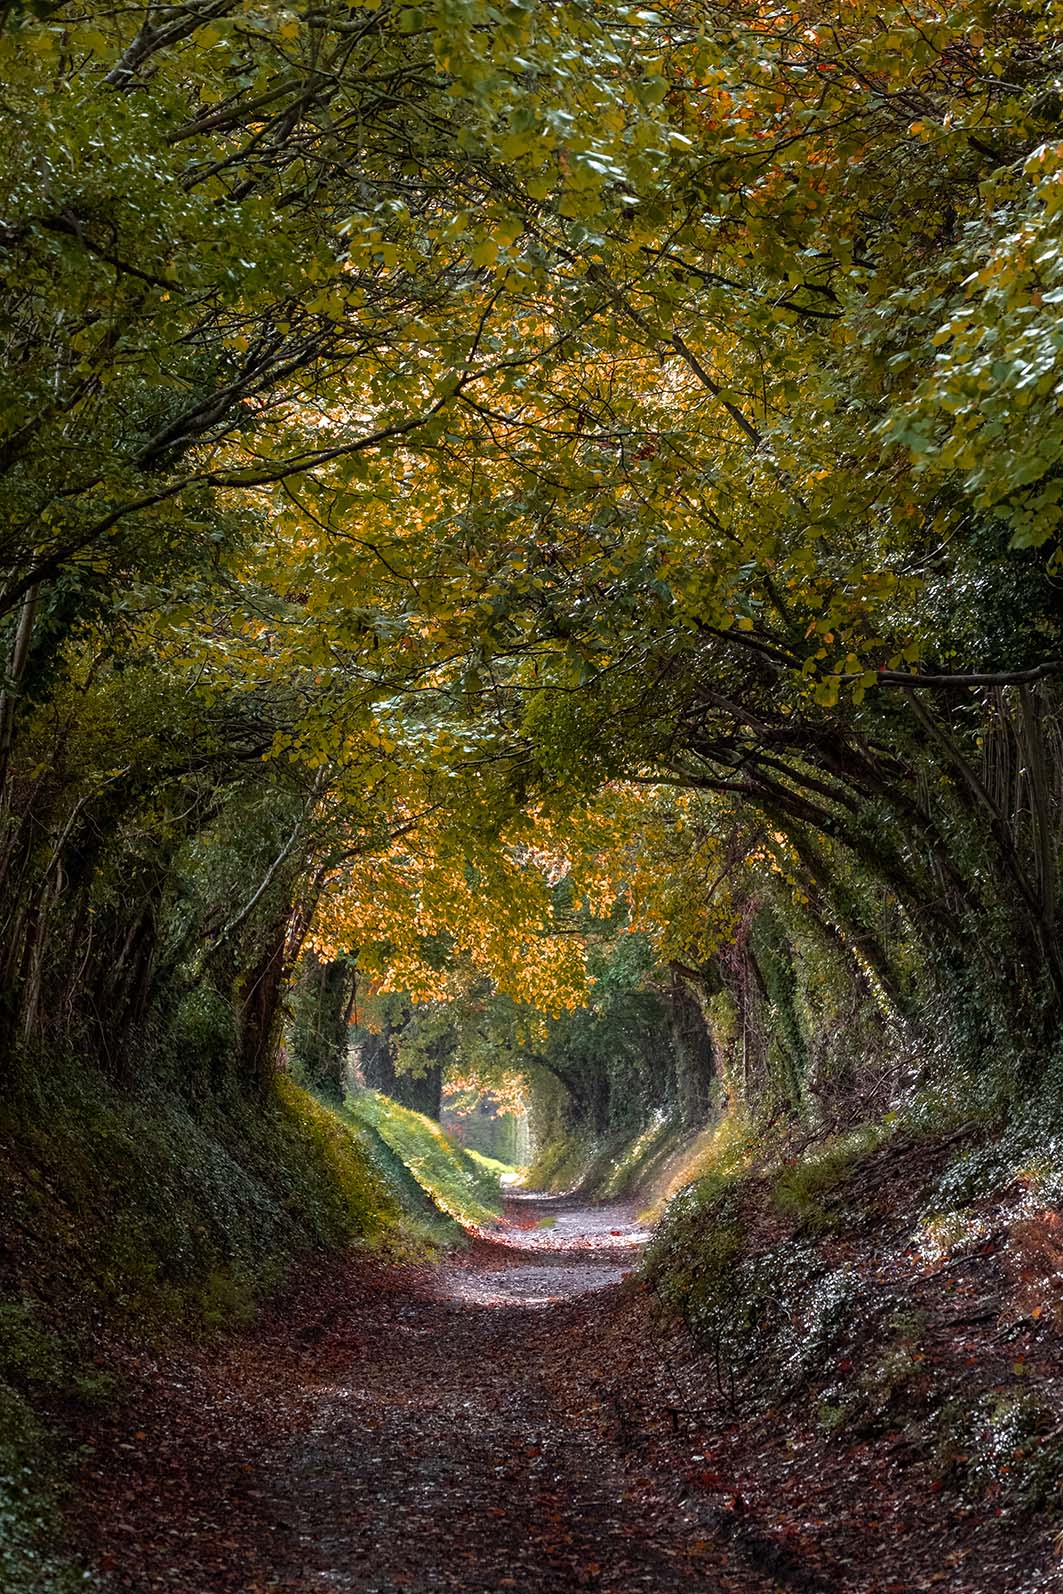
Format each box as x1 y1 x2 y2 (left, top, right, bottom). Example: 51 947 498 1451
667 966 716 1127
234 914 290 1094
290 954 353 1101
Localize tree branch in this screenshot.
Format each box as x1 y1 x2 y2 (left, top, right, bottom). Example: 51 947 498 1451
876 662 1063 689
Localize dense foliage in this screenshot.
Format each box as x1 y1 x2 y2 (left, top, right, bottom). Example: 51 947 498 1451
2 0 1063 1248
5 5 1063 1585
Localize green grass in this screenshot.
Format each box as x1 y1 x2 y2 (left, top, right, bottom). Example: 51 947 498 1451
344 1090 506 1229
465 1146 520 1181
523 1129 592 1193
595 1112 683 1199
770 1120 897 1232
0 1068 426 1332
524 1112 688 1201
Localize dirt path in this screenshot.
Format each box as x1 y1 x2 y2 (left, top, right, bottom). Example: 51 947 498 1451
72 1196 787 1593
69 1192 1062 1594
251 1195 772 1593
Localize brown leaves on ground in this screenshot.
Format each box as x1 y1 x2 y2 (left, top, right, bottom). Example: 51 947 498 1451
64 1189 1061 1593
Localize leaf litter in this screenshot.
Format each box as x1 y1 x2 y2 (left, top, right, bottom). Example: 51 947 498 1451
65 1190 1061 1592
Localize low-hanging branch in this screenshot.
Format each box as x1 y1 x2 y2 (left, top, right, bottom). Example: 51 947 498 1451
876 662 1063 689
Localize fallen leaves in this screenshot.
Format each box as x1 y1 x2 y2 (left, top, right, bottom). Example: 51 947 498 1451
62 1189 1062 1593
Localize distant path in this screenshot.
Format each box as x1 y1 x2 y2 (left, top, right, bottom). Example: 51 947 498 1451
436 1192 650 1307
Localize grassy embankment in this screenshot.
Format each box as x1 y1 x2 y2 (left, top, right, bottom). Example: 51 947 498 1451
0 1068 507 1591
524 1110 691 1203
343 1088 509 1230
525 1066 1063 1533
644 1083 1063 1530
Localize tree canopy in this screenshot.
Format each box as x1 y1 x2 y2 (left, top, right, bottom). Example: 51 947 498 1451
3 0 1063 1147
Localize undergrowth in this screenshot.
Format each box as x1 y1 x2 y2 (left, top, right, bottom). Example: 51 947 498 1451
770 1119 897 1232
645 1082 1063 1525
465 1147 520 1181
523 1128 591 1194
524 1111 689 1202
0 1378 82 1594
0 1059 456 1590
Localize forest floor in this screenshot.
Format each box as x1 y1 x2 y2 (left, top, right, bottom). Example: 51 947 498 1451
66 1191 1059 1594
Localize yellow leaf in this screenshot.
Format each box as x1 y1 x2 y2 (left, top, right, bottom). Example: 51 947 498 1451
470 238 499 269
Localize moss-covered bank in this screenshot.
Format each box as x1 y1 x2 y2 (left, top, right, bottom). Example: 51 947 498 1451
0 1063 473 1590
344 1089 506 1230
645 1093 1063 1528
